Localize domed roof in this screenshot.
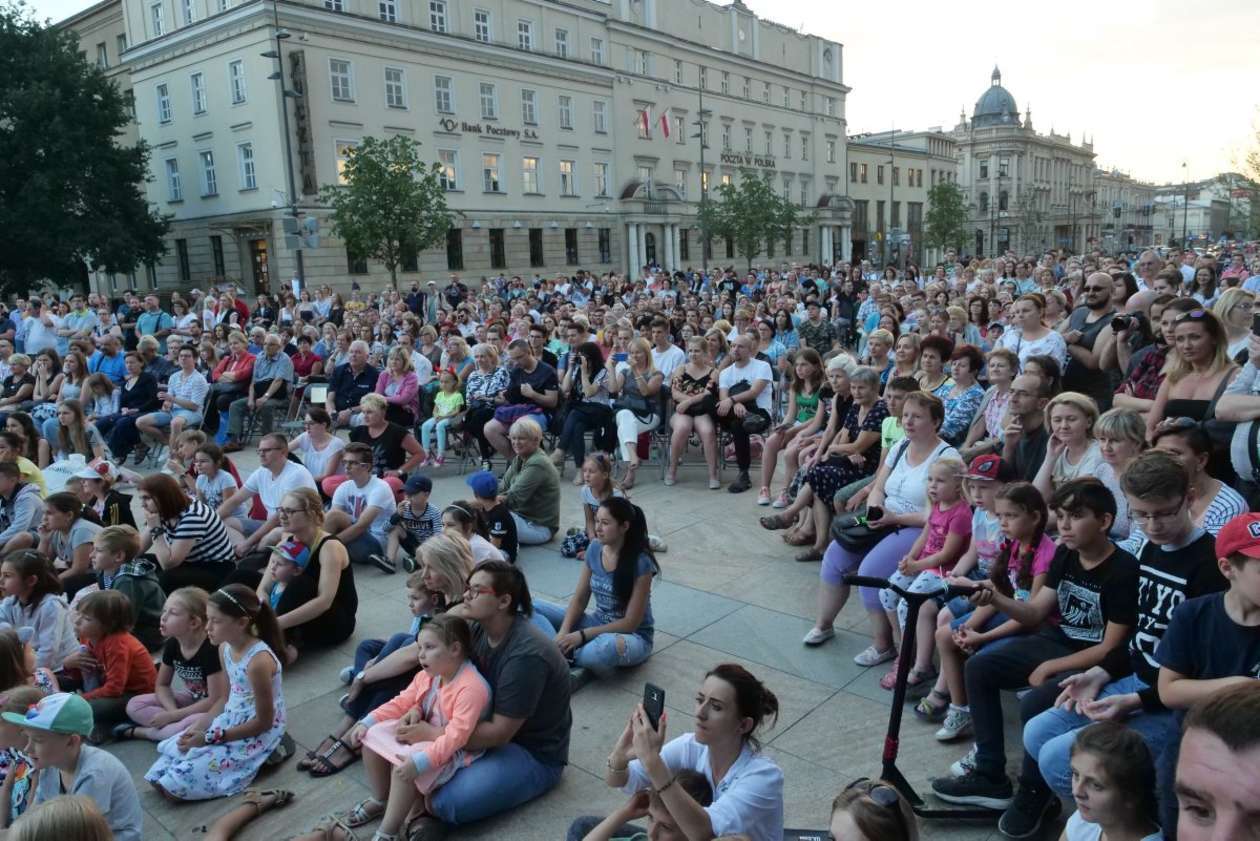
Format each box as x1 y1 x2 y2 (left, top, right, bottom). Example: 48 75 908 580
973 65 1020 128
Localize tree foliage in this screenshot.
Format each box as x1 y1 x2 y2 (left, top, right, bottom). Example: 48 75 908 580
319 135 453 289
924 181 970 254
696 171 814 269
0 1 168 294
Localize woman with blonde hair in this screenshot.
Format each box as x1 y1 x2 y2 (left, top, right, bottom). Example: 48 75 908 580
375 346 419 427
705 327 730 370
1146 308 1238 442
666 337 721 489
8 795 116 841
463 342 509 471
609 337 663 489
1211 286 1254 360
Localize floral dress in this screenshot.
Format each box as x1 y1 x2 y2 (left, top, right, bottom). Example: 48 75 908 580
144 640 286 800
801 399 890 503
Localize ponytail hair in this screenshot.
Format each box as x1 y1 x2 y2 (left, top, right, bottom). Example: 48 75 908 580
599 497 658 608
1 550 62 606
705 663 780 751
471 559 533 617
209 583 288 665
991 482 1047 597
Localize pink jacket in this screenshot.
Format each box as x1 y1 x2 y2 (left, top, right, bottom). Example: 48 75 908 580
364 662 491 773
375 371 419 419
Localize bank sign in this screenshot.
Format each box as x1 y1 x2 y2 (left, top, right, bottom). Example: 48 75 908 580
438 118 539 140
719 152 777 169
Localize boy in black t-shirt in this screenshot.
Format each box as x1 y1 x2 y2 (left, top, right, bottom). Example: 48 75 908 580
467 470 518 563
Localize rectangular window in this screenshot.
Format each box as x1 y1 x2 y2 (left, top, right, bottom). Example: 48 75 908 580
156 83 172 123
892 166 899 186
400 242 418 273
564 228 578 265
489 228 506 269
877 200 885 232
679 229 689 261
592 100 607 133
554 28 568 58
721 124 731 152
637 50 650 76
891 201 901 227
228 60 246 104
763 81 770 103
347 248 367 275
764 129 772 155
860 163 868 183
474 10 490 43
379 0 396 23
559 160 575 196
124 89 135 119
721 173 731 187
479 82 497 119
446 228 463 271
720 71 729 94
800 180 809 206
557 95 573 130
598 228 611 263
827 139 836 164
210 235 225 276
151 2 164 36
743 76 750 98
521 89 537 124
190 72 206 115
329 59 354 101
825 96 836 116
175 239 190 281
745 126 753 153
482 153 500 192
674 168 687 199
725 235 734 259
181 0 194 24
593 162 609 197
800 90 808 110
199 150 217 195
999 157 1009 177
590 37 603 64
236 142 256 190
673 59 683 85
428 0 446 32
877 165 884 185
437 149 458 190
783 87 790 108
335 140 357 185
528 228 544 267
116 33 126 57
979 161 988 179
434 75 453 113
783 131 791 158
801 134 809 161
384 67 406 108
849 162 857 182
95 42 108 68
517 19 533 51
522 156 539 193
324 0 342 10
674 115 684 145
164 158 182 201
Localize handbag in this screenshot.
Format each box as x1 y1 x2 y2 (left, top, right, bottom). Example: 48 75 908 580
684 392 718 417
828 440 910 553
613 390 653 418
493 403 536 425
1199 374 1235 449
727 380 772 434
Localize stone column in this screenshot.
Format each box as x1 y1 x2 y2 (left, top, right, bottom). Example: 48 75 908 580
662 224 674 272
840 225 852 262
820 225 833 264
672 224 682 271
638 225 648 272
627 223 639 275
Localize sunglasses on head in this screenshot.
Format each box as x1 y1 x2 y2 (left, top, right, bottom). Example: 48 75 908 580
843 778 907 834
1175 309 1209 324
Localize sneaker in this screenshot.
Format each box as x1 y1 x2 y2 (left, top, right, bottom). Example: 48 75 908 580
935 707 973 742
401 555 418 574
664 472 676 486
802 626 835 646
853 644 897 667
369 554 397 574
264 732 296 767
648 535 668 553
998 784 1060 839
950 744 979 778
433 454 445 467
416 455 430 468
569 666 594 694
728 472 752 493
931 770 1013 811
708 477 721 490
338 666 357 685
756 487 771 505
772 491 791 509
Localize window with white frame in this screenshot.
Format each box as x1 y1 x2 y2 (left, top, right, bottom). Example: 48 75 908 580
517 19 533 50
674 115 684 144
385 67 406 108
764 129 772 155
743 76 750 98
150 2 164 36
674 168 687 199
745 126 753 152
428 0 446 32
95 43 108 68
721 124 730 152
164 158 182 201
589 37 603 64
559 160 575 196
800 178 809 206
437 149 458 190
554 28 568 58
378 0 396 22
721 71 729 94
783 130 791 159
329 59 354 101
593 162 609 197
826 139 836 163
156 83 172 123
116 32 126 57
181 0 194 25
801 133 809 161
800 90 808 110
335 140 358 185
672 59 682 84
558 95 572 130
482 153 501 192
473 9 490 43
522 156 540 193
637 50 650 75
592 100 607 133
190 72 207 115
434 75 453 113
324 0 342 10
479 82 497 119
783 87 790 108
228 60 246 104
199 150 217 195
825 96 836 116
237 142 256 190
521 89 537 124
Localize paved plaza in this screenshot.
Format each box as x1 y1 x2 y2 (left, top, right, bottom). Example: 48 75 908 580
120 451 1023 840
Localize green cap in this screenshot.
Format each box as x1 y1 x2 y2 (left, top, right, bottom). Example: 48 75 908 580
1 692 94 736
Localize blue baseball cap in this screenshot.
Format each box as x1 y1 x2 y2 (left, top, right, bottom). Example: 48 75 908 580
465 471 498 500
405 474 433 495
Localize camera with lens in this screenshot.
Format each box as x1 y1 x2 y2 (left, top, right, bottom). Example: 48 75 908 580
1111 314 1135 332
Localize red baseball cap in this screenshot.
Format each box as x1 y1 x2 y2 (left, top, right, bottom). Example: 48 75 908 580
1214 513 1260 560
966 454 1013 482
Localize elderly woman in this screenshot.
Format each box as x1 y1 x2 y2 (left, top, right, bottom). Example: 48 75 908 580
374 346 420 428
499 417 560 545
205 330 255 436
463 343 509 471
137 472 236 592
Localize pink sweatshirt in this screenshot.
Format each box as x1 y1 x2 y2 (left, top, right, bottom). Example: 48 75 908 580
363 661 491 773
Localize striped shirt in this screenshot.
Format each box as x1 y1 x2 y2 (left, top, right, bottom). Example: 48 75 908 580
167 369 209 411
159 499 234 566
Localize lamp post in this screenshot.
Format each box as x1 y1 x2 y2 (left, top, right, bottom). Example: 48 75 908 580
263 0 304 293
886 127 897 268
690 65 711 274
1181 161 1189 247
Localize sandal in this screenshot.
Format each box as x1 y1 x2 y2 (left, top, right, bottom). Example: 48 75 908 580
794 548 824 563
308 738 359 777
345 797 385 828
307 815 360 841
759 514 790 530
783 529 815 546
241 788 296 819
913 689 950 722
905 666 939 699
297 734 340 772
878 658 903 690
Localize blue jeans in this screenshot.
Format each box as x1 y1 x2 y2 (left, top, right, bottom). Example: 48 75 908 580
534 601 653 678
429 742 564 825
141 409 203 429
511 512 554 546
341 531 384 566
344 631 418 721
354 631 416 672
420 417 454 455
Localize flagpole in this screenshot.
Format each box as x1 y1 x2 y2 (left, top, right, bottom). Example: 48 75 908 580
695 62 709 274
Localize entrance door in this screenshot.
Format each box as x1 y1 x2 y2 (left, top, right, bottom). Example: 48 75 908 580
248 239 270 295
975 230 985 258
643 232 657 267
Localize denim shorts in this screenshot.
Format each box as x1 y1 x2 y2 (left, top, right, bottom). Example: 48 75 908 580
147 408 203 428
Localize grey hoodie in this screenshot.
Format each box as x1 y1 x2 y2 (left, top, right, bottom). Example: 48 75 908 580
0 482 43 547
0 592 79 670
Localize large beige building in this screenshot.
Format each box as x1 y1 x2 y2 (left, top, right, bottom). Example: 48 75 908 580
60 0 853 295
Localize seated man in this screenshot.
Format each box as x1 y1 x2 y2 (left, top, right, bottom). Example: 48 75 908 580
325 340 379 429
223 333 293 453
483 340 558 459
216 433 317 554
323 442 396 573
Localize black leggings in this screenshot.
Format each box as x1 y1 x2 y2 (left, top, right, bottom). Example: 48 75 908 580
464 404 496 459
719 408 771 472
158 561 236 594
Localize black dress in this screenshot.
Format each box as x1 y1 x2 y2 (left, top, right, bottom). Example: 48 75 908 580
351 422 411 476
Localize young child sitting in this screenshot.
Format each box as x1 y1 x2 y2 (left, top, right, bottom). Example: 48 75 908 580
0 550 78 675
68 590 157 736
563 453 623 560
193 444 247 522
2 692 143 841
1061 722 1161 841
375 474 441 575
264 539 310 612
0 628 56 697
574 769 714 841
71 461 135 530
419 369 464 467
116 588 228 742
0 686 44 829
828 777 918 841
81 525 162 650
878 457 971 692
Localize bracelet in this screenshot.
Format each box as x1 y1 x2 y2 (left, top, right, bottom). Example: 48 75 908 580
579 629 587 645
655 774 678 794
204 725 227 745
607 756 628 773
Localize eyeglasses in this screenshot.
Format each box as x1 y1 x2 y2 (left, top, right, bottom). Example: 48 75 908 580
342 460 368 469
277 506 306 517
1129 500 1186 524
464 584 495 598
1157 416 1198 432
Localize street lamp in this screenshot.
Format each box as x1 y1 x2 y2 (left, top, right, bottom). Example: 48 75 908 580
690 63 711 273
262 2 305 293
1181 161 1189 247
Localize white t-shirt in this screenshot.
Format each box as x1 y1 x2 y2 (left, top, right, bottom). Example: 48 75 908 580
881 439 960 515
719 358 775 415
999 326 1068 373
331 475 396 544
197 470 247 520
410 351 435 387
1063 811 1162 841
292 433 346 480
651 343 686 382
243 460 317 518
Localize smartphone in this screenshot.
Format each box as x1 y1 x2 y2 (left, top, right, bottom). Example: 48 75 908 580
866 505 884 523
643 682 665 731
1252 312 1260 337
614 352 629 363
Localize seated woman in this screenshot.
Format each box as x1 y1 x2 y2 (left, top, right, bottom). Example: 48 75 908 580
98 352 160 463
536 497 657 679
499 417 561 545
1033 391 1128 537
0 354 34 426
375 347 420 429
938 344 986 446
757 348 825 507
665 337 721 489
574 663 784 841
460 343 508 472
960 347 1017 462
287 406 345 496
322 394 422 500
610 336 663 490
137 473 237 593
36 400 106 468
550 341 615 480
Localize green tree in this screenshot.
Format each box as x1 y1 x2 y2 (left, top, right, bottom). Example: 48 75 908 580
924 181 970 254
319 135 453 290
0 1 168 294
697 171 813 270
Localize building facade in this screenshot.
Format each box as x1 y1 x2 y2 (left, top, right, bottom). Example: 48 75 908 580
1153 172 1259 244
1093 168 1155 252
61 0 852 296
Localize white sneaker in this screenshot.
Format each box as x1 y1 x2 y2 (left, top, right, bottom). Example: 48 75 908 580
936 707 973 742
854 645 897 667
709 478 721 490
802 627 835 646
950 744 978 778
756 488 771 506
338 666 356 685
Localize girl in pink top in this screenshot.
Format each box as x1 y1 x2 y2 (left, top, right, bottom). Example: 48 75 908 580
878 458 972 690
332 615 490 841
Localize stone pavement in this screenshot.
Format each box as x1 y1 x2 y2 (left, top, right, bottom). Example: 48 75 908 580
121 451 1022 840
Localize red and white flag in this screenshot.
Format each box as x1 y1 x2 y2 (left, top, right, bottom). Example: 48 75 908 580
635 105 652 135
659 107 671 139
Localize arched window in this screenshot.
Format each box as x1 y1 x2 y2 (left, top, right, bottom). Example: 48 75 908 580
998 191 1009 211
978 192 989 213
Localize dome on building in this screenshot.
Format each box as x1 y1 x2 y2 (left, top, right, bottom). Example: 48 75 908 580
972 65 1020 128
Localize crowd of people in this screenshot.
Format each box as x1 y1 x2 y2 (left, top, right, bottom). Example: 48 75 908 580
0 243 1253 840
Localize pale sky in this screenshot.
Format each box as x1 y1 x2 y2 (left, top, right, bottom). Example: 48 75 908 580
33 0 1259 186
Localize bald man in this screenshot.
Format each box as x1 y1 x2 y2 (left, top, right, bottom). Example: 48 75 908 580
1060 271 1118 411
